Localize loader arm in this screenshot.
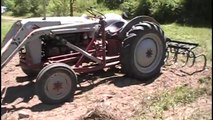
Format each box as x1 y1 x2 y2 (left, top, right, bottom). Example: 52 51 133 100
2 20 22 47
1 21 99 69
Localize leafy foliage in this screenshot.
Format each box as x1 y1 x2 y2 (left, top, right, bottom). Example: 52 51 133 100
134 0 212 26
48 0 70 16
150 0 183 23
97 0 124 9
29 0 43 17
120 0 139 14
4 0 43 16
3 0 212 26
180 0 212 26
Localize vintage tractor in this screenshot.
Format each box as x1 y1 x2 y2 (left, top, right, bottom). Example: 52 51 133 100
1 7 206 104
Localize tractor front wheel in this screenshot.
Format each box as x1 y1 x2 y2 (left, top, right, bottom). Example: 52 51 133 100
35 63 77 104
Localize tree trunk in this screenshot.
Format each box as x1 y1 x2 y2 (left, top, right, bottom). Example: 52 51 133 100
1 0 4 6
70 0 75 16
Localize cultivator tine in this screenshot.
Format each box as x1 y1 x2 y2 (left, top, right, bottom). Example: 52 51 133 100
188 51 196 67
180 53 207 75
164 50 169 63
192 54 207 70
182 51 190 67
165 38 207 74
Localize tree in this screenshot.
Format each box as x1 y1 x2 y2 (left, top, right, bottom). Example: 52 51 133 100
1 0 5 5
13 0 31 16
70 0 75 16
30 0 43 17
49 0 69 16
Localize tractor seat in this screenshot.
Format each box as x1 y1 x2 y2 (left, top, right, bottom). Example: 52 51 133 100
105 21 125 36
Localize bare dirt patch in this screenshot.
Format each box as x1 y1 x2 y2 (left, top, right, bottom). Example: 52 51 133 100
1 54 212 120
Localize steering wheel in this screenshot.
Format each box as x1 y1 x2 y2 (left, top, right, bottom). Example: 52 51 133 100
86 7 106 19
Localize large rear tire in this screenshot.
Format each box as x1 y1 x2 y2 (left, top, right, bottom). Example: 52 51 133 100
120 21 166 80
35 63 77 104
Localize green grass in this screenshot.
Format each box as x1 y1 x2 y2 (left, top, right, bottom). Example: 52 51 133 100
1 19 15 41
134 76 212 120
137 86 203 119
162 23 212 60
151 86 205 110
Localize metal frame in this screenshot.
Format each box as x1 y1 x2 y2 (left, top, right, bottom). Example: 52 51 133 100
165 38 207 71
45 18 120 74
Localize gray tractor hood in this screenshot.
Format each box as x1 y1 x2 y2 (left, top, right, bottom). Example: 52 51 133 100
20 13 127 26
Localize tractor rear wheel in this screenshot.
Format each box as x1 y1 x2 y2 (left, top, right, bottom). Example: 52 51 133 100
120 21 166 80
35 63 77 104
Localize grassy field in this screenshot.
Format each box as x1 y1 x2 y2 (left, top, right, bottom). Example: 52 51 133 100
1 19 15 41
1 16 212 60
162 23 212 60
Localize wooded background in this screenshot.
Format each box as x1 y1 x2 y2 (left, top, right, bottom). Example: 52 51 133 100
1 0 212 26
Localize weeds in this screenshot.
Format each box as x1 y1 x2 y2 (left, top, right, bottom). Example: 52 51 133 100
135 76 212 120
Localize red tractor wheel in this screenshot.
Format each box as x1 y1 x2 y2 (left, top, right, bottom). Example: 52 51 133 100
120 21 166 80
35 63 77 104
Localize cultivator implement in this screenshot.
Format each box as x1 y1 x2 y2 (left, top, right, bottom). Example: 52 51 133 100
165 38 207 75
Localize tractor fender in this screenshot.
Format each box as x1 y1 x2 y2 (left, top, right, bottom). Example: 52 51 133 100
118 15 160 39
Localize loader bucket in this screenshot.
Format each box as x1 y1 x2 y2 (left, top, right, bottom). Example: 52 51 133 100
164 38 207 75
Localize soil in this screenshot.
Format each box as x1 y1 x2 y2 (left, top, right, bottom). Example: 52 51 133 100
1 54 212 120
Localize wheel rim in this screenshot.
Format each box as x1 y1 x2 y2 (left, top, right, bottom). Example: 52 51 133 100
134 33 163 74
135 38 157 67
44 71 72 100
